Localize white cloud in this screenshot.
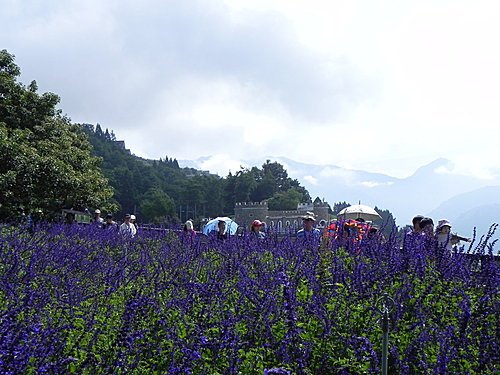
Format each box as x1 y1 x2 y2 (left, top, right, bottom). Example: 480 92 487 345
2 0 500 179
434 163 498 181
318 167 358 184
303 175 318 185
360 181 394 188
198 154 246 176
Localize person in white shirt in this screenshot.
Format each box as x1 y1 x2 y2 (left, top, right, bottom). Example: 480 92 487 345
119 214 137 238
435 219 471 251
92 209 104 228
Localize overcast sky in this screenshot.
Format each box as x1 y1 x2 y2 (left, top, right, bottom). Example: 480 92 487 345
2 0 500 179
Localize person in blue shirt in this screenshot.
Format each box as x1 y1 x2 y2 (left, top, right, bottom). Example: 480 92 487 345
296 212 321 240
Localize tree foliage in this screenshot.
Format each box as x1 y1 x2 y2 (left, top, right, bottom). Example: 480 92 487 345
373 206 397 235
222 160 311 214
0 50 114 220
267 188 304 210
139 187 176 223
332 201 350 215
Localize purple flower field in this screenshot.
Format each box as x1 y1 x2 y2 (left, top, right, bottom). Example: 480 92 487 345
0 224 498 374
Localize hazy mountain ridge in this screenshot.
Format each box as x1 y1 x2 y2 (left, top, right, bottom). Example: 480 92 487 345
180 156 500 235
428 186 500 236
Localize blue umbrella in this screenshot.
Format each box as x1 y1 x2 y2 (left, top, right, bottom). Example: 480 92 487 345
202 217 239 235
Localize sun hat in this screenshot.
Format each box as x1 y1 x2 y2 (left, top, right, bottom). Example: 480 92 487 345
130 215 136 221
94 209 101 214
437 219 452 230
252 219 264 227
302 212 316 221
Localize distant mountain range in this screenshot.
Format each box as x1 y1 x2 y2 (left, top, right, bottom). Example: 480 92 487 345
428 186 500 237
180 156 500 237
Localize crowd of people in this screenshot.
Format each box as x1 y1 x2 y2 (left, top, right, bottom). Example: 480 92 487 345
404 215 471 251
88 209 138 238
85 207 471 252
183 211 361 243
190 211 472 253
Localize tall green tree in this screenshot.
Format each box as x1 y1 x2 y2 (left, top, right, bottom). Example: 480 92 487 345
251 173 276 202
373 206 397 236
139 187 176 223
0 50 114 220
267 188 304 210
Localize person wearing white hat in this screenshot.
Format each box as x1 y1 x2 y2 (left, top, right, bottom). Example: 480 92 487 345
435 219 471 251
183 220 196 236
130 214 138 230
297 212 321 240
92 209 104 228
119 214 137 238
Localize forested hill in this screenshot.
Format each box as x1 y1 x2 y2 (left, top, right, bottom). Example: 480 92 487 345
80 124 312 224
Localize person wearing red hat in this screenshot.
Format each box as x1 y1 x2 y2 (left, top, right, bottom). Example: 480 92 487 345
250 219 266 239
